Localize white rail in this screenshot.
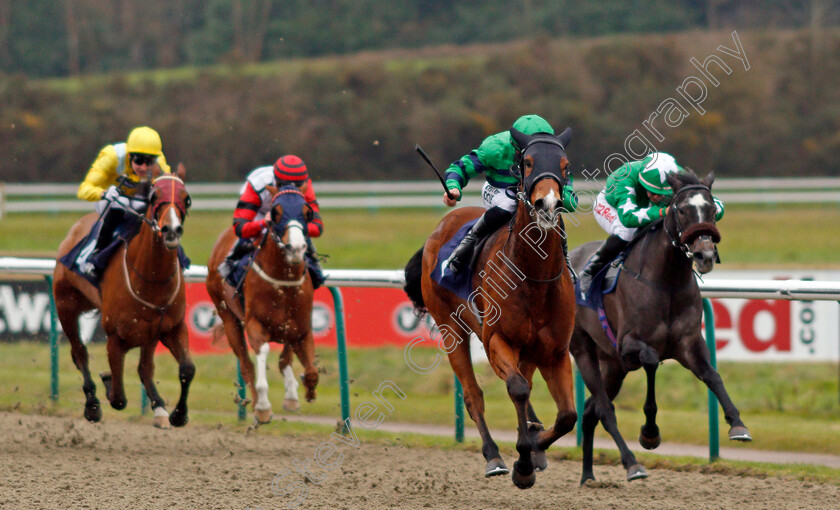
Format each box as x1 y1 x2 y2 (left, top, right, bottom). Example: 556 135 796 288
2 177 840 213
2 257 840 299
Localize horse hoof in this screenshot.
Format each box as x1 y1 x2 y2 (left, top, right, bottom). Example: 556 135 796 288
627 464 648 481
255 408 273 424
639 432 661 450
283 399 300 412
84 400 102 423
305 391 316 403
484 458 509 477
153 407 171 429
729 426 752 442
580 474 596 486
532 450 548 472
169 409 188 428
511 462 536 490
109 398 127 411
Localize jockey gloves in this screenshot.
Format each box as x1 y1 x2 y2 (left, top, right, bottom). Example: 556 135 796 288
274 155 308 183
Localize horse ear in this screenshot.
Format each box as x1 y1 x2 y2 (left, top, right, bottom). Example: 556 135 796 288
271 204 283 224
701 170 715 189
303 204 314 223
266 185 278 197
510 128 530 151
557 127 572 149
150 161 163 180
176 162 186 181
665 171 683 192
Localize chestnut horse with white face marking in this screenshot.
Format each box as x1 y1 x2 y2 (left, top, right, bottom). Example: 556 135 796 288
206 185 318 424
404 128 577 489
569 169 750 484
53 166 194 428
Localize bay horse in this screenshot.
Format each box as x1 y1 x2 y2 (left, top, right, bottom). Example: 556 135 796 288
569 169 751 484
206 185 318 423
53 166 194 428
404 128 577 489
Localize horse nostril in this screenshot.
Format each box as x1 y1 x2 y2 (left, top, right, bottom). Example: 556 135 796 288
160 225 171 235
175 226 183 237
534 198 545 210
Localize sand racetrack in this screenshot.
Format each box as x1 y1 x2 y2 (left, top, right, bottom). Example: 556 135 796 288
0 411 838 510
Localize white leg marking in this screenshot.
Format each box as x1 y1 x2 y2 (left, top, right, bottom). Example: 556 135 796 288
283 364 299 402
254 342 272 411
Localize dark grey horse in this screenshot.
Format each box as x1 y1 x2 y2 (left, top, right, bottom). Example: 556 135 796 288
569 169 751 484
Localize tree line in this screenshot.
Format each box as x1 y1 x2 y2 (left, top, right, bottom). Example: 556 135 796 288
1 29 837 183
1 0 838 78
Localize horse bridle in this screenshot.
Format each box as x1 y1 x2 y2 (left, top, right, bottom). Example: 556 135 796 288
664 183 721 258
123 176 190 236
513 135 571 215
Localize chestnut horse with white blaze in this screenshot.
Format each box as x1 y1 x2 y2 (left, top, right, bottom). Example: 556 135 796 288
404 128 577 489
206 185 318 423
53 166 194 428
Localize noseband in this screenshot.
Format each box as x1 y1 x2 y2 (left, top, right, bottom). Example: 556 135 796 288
665 184 721 257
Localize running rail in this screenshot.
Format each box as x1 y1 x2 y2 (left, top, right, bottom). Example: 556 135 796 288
4 257 840 298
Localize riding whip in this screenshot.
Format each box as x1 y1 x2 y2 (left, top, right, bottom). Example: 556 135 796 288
415 144 454 200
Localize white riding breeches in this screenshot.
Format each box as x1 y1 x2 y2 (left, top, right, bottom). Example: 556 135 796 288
481 182 517 212
593 191 637 242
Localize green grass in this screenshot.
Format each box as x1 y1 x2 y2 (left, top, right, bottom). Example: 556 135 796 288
2 203 840 268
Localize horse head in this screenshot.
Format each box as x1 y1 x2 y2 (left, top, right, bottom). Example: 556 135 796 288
147 164 190 250
665 169 720 274
510 126 573 230
266 185 311 265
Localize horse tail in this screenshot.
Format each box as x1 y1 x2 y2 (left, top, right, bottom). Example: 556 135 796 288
403 246 427 316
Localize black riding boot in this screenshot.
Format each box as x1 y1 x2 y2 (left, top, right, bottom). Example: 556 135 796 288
218 238 255 283
85 207 125 276
305 238 326 289
578 234 629 299
447 206 512 274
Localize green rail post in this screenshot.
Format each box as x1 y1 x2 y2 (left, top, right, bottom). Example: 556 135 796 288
574 365 585 446
329 287 351 429
236 359 247 421
454 375 464 442
45 276 59 402
703 298 720 462
141 387 149 415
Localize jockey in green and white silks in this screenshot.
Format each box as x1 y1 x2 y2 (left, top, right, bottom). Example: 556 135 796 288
442 114 579 274
578 152 724 299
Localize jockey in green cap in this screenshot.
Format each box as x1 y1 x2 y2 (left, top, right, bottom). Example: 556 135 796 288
578 152 725 299
442 114 579 273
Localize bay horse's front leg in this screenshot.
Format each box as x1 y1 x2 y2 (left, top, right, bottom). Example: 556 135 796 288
639 361 661 449
102 334 128 410
160 322 196 428
534 353 577 453
487 332 536 490
246 320 273 424
444 328 508 478
137 342 171 428
676 335 752 441
278 345 300 412
290 332 319 403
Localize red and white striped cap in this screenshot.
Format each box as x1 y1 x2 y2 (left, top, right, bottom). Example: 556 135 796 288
273 155 308 183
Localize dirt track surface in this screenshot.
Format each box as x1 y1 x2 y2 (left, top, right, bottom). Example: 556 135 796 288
1 412 838 510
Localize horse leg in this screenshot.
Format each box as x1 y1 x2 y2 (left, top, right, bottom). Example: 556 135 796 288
290 332 318 403
486 332 535 490
246 321 273 423
56 300 101 422
532 354 577 464
137 342 170 429
224 313 257 410
102 334 128 410
639 361 661 449
443 329 508 478
619 337 662 449
278 344 300 412
160 322 195 428
520 364 549 472
676 335 751 441
571 335 645 483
